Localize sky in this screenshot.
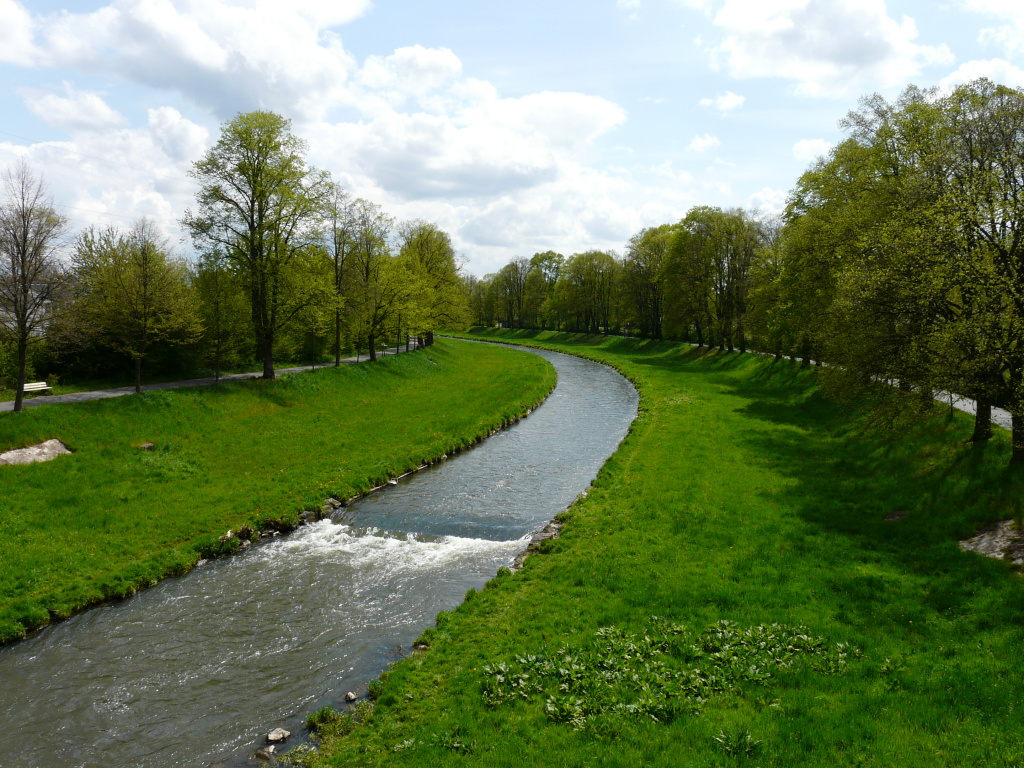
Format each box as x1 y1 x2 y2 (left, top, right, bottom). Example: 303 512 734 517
2 0 1024 275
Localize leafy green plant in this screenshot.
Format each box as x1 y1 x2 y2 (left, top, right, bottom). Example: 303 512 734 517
429 727 476 754
307 706 343 734
480 618 860 731
713 726 763 758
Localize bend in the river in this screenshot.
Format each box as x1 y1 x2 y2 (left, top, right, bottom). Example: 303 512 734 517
0 344 638 768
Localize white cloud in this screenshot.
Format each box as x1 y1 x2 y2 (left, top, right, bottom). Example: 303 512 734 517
358 45 462 99
792 138 833 163
147 107 209 162
12 0 369 120
701 0 953 97
0 124 200 243
22 83 126 130
687 133 721 152
698 90 745 113
962 1 1024 57
939 58 1024 91
307 82 626 203
748 186 788 213
0 0 37 65
618 0 641 21
652 160 695 184
0 0 701 271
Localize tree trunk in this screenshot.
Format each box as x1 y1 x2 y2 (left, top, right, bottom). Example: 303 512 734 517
971 397 993 442
334 311 341 367
262 340 275 380
406 334 410 352
368 332 377 361
1012 412 1024 464
426 330 434 346
13 339 27 414
134 357 142 395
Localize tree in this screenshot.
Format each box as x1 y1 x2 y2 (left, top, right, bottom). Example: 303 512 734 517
182 110 328 379
496 257 530 329
193 248 250 383
621 226 673 338
397 219 467 343
557 250 618 333
348 199 406 361
324 179 356 365
522 267 548 329
0 160 68 412
464 273 494 327
72 220 201 393
745 213 789 358
664 207 760 352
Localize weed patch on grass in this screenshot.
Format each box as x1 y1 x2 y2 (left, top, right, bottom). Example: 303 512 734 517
301 329 1024 767
481 618 860 730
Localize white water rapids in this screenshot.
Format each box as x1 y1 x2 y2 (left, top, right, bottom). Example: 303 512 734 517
0 345 638 767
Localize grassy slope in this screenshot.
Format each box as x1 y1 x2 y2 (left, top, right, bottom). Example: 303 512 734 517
310 329 1024 768
0 339 555 644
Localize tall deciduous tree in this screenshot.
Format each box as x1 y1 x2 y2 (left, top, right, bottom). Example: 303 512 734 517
397 220 467 344
324 180 356 365
73 220 201 393
348 199 404 361
182 110 328 379
193 248 250 383
621 226 672 338
495 257 530 329
0 160 68 412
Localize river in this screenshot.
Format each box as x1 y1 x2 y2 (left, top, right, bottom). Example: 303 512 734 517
0 344 638 767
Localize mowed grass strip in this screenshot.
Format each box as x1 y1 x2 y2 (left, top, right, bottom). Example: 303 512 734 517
0 339 555 644
308 329 1024 768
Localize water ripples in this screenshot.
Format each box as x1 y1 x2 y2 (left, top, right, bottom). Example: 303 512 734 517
0 344 638 767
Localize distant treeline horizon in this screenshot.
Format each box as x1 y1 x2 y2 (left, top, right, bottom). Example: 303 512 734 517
467 78 1024 463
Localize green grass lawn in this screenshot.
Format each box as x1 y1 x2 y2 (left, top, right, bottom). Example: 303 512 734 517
0 339 555 644
306 329 1024 768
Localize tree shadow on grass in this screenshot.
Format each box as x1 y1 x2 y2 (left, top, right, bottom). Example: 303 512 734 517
723 369 1024 629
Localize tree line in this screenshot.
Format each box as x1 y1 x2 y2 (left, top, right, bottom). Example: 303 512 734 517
468 78 1024 463
0 111 468 412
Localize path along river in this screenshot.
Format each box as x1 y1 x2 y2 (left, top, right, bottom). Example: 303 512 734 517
0 344 638 767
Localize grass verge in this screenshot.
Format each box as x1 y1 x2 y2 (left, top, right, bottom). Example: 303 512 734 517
0 339 555 644
303 328 1024 768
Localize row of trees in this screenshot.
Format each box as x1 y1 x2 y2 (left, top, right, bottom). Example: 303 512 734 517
469 78 1024 463
750 79 1024 462
0 112 468 412
467 209 767 352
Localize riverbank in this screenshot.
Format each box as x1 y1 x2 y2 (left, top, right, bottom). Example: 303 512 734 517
306 329 1024 767
0 339 556 644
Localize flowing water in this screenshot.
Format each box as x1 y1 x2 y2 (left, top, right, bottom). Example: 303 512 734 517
0 344 638 767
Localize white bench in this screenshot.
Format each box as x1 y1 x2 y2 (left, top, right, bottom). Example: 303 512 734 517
23 382 51 394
